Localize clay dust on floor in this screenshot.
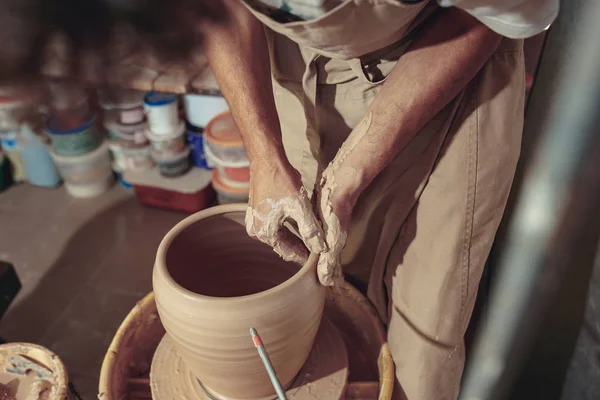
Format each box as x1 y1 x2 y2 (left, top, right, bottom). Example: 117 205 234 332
0 184 184 399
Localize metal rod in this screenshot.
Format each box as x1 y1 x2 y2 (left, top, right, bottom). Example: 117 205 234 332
250 328 288 400
459 1 600 399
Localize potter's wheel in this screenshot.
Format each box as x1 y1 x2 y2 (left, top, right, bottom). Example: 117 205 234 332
150 317 349 400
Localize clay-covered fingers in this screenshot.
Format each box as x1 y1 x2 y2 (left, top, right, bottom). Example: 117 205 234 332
316 218 346 286
288 194 327 254
245 194 326 262
272 228 309 264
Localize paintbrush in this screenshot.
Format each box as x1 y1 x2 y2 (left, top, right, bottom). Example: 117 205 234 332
249 328 288 400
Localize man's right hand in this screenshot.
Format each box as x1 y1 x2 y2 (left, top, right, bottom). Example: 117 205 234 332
245 157 327 264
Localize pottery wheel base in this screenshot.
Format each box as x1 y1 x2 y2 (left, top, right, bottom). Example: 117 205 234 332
150 317 349 400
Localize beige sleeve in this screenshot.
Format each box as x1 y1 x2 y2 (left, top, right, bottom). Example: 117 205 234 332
437 0 559 39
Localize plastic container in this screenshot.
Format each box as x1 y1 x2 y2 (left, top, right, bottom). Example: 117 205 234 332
204 112 248 163
46 114 102 156
50 141 112 188
143 92 179 135
117 173 133 189
184 94 229 128
109 141 153 173
186 130 210 169
65 173 114 198
146 122 187 157
152 148 191 178
211 169 249 204
0 97 29 131
0 150 11 191
124 167 214 213
19 125 61 188
0 131 27 182
215 165 250 189
99 89 146 126
105 120 149 148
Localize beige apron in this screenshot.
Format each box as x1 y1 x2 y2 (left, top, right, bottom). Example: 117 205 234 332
242 1 525 398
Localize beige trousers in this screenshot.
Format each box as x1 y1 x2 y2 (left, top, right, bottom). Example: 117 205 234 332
267 31 525 399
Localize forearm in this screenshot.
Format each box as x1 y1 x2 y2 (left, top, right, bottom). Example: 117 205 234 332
201 0 286 164
342 8 502 195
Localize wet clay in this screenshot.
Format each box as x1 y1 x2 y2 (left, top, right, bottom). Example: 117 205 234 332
150 317 348 400
0 372 52 400
153 204 326 400
316 112 373 286
246 186 326 264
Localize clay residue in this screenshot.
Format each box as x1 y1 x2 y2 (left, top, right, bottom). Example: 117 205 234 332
246 186 326 263
0 371 53 400
317 112 373 286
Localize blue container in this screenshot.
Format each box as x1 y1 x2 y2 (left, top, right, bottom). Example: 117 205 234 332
116 173 132 189
46 114 101 156
20 125 61 188
187 130 211 170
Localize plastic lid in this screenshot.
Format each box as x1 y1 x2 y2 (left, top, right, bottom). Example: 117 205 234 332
151 146 190 163
145 121 186 141
205 111 244 147
144 92 178 106
99 89 145 109
211 169 250 195
124 166 212 193
46 114 97 135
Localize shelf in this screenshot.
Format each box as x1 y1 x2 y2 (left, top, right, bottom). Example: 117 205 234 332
42 44 220 95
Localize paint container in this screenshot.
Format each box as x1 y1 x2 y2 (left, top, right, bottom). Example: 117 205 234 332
19 125 61 188
65 173 114 199
183 94 229 129
0 97 29 131
204 111 248 163
99 89 146 128
125 167 214 213
211 169 249 204
0 150 12 191
186 130 210 169
214 165 250 189
50 141 114 198
152 147 191 178
143 92 179 135
117 173 133 189
203 135 250 186
145 121 187 157
46 114 102 156
0 131 27 182
105 120 149 148
109 142 154 173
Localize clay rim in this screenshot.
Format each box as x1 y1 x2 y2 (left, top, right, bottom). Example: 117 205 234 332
155 203 319 303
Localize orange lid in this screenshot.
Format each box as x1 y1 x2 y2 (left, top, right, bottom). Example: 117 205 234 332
211 169 250 194
205 111 244 147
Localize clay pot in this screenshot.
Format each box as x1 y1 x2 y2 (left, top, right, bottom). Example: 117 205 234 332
153 204 325 400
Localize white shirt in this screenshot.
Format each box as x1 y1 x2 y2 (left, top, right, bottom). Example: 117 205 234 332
439 0 559 38
256 0 559 39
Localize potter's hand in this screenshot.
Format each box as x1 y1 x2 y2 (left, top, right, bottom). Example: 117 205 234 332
315 165 357 286
246 158 327 264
